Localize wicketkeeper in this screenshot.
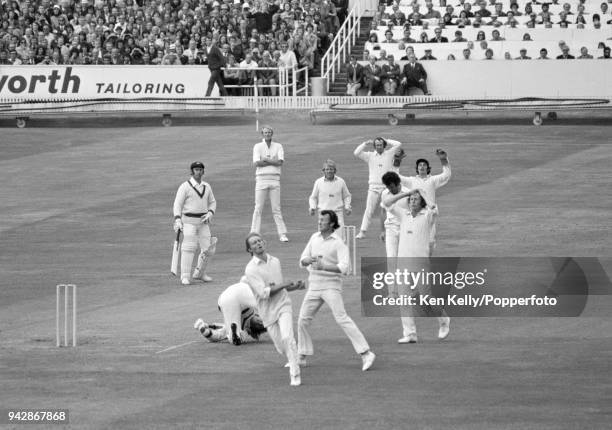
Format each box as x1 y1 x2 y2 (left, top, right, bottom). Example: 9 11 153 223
173 161 217 285
194 278 267 345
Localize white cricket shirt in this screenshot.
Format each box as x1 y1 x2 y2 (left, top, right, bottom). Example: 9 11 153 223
308 175 351 212
253 140 284 181
244 254 292 327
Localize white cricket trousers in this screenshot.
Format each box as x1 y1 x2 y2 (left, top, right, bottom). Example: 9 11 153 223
181 221 211 280
359 187 384 232
385 225 400 258
218 295 248 343
251 179 287 235
401 315 447 337
399 260 445 336
297 288 370 356
385 225 400 295
267 311 299 376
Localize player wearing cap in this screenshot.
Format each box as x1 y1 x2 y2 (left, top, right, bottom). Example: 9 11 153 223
308 159 352 227
353 137 402 239
173 161 217 285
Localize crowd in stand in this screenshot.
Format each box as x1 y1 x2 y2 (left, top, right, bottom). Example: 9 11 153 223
1 0 611 97
0 0 349 77
364 1 612 61
349 0 612 95
374 0 612 29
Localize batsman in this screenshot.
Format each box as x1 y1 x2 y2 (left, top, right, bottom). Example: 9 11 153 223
172 161 217 285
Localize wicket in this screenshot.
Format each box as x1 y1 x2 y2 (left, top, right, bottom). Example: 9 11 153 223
56 284 77 347
340 225 357 276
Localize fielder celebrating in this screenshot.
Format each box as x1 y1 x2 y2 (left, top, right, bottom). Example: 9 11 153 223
244 233 305 386
173 161 217 285
250 126 289 242
297 210 376 371
308 159 352 227
400 149 451 248
353 137 402 239
194 277 266 345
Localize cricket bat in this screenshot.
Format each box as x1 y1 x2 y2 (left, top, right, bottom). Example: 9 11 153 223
170 229 181 276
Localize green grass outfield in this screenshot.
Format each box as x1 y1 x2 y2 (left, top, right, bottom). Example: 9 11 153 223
1 112 611 429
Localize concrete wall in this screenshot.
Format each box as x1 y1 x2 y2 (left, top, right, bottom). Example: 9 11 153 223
358 60 612 98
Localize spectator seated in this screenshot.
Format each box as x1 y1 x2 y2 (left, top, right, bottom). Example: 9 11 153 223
0 0 351 94
363 0 611 62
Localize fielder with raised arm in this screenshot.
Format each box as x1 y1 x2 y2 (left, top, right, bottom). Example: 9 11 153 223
308 159 352 226
379 172 411 304
353 137 402 239
173 161 217 285
194 277 267 345
383 189 450 343
399 149 451 248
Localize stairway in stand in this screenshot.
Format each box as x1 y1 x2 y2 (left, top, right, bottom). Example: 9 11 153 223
327 17 372 96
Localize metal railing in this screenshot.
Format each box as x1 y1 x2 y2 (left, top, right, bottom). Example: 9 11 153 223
221 66 308 97
320 1 366 92
222 66 287 96
222 95 612 110
224 95 436 109
294 66 309 97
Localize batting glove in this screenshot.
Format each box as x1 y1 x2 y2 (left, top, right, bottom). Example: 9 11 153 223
173 218 183 232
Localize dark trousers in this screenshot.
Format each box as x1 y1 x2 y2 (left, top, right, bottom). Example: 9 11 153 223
223 77 240 96
206 69 228 97
401 79 429 95
365 78 381 95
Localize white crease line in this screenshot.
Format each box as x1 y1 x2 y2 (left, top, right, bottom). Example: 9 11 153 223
155 340 199 354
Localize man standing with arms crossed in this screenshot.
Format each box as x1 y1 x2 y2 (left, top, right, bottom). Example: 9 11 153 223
173 161 217 285
297 210 376 371
251 126 289 242
244 233 305 386
400 149 451 249
353 137 402 239
308 159 352 227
